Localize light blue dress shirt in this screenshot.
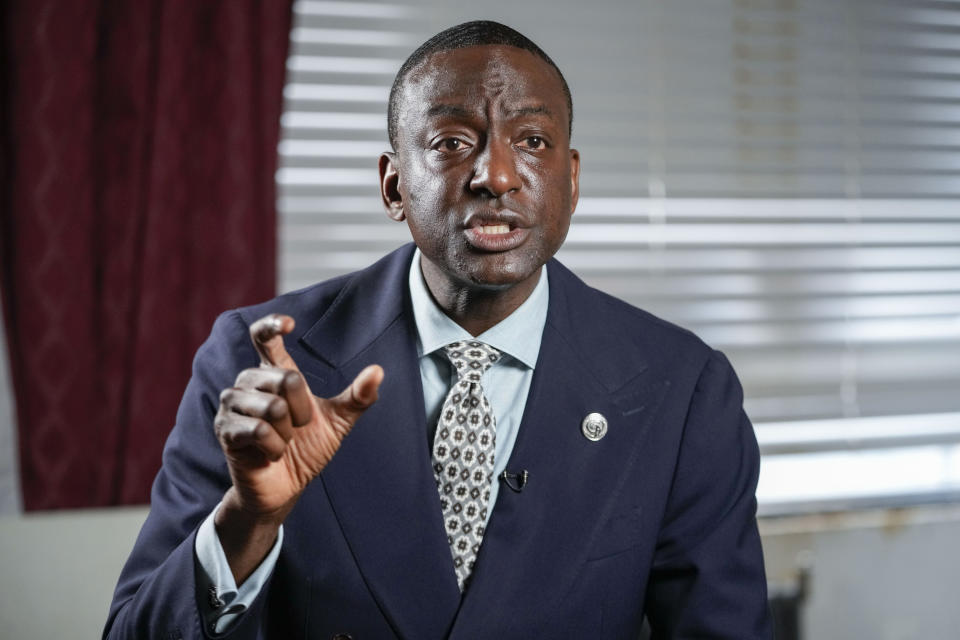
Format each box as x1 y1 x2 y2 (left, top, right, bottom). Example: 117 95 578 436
409 248 548 516
196 249 549 634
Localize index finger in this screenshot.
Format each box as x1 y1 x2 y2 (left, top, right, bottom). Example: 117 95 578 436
250 314 298 370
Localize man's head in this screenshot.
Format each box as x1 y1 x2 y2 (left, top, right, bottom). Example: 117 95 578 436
379 21 580 300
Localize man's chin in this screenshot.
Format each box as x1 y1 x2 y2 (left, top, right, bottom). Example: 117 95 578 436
460 256 543 291
421 247 546 294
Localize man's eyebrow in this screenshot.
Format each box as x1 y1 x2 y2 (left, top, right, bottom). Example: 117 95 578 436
505 105 554 118
426 104 473 119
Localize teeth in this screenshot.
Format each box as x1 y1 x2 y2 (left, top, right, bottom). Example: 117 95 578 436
479 224 510 234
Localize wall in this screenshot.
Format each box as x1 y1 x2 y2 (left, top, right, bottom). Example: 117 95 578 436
0 299 20 514
0 507 147 639
761 504 960 639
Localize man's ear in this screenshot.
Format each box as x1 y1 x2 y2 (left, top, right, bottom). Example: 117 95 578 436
379 152 405 221
569 148 581 214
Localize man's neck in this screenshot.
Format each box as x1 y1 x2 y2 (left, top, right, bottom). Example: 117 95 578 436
419 255 542 337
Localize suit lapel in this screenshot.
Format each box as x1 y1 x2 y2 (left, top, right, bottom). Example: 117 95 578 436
449 260 669 634
299 245 461 640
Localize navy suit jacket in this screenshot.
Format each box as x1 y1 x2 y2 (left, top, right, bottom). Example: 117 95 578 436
105 244 772 639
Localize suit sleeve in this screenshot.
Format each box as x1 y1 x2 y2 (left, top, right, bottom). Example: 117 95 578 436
644 350 773 639
103 311 273 640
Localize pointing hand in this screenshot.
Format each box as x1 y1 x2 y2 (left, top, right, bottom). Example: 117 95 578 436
215 313 383 528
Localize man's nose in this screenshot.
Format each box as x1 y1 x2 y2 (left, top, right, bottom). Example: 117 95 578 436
469 140 521 197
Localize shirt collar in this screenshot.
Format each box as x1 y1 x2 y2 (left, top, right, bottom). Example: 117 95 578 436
408 248 548 369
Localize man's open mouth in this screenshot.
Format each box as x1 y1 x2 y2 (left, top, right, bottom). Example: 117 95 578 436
464 221 529 251
477 223 511 235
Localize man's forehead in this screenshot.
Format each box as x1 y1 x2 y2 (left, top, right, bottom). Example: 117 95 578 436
402 44 566 111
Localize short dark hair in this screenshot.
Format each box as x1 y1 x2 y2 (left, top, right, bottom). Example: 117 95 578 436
387 20 573 150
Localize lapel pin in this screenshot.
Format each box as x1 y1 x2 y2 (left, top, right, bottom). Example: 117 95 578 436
581 412 608 441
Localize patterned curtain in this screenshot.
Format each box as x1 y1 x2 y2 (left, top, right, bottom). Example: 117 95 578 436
0 0 292 509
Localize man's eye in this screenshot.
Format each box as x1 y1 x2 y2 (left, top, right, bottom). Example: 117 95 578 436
439 138 467 151
521 136 545 150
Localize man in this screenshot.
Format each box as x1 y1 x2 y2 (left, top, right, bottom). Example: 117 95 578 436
105 21 772 639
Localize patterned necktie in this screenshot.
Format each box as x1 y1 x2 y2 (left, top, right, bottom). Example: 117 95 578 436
431 340 502 592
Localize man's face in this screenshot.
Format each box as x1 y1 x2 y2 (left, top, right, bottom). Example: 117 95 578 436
381 44 580 292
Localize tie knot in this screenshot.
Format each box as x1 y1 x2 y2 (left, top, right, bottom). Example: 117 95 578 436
443 341 502 382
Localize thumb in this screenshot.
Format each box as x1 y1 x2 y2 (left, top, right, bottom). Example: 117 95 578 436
326 364 385 428
250 314 300 371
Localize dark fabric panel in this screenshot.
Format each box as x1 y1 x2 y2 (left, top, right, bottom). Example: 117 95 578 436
0 0 293 509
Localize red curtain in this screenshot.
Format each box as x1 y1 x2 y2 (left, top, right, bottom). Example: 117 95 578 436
0 1 292 509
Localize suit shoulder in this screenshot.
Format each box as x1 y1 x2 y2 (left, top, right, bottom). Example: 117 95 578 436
594 285 708 355
232 272 355 327
547 260 715 388
228 244 416 332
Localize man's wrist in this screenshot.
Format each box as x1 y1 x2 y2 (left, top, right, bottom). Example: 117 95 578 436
197 502 285 635
214 488 291 584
